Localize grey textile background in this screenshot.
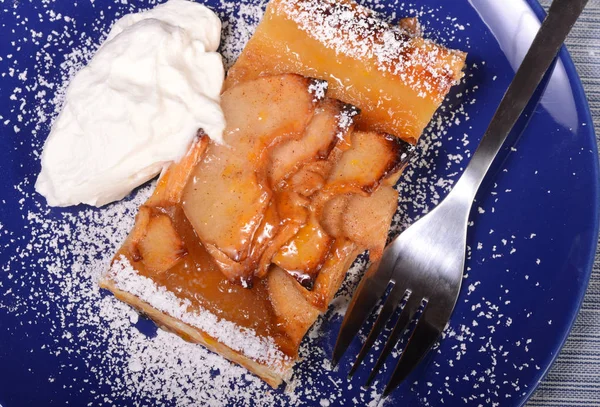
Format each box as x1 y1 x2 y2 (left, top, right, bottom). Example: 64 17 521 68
528 1 600 405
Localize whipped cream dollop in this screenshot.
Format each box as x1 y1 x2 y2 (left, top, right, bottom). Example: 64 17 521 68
36 0 225 207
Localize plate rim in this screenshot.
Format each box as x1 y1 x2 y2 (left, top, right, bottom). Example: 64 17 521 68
518 0 600 404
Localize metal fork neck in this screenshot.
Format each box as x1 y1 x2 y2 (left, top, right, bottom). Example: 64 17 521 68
448 0 588 207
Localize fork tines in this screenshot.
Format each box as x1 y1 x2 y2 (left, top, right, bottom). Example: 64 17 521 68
333 254 448 396
344 288 444 396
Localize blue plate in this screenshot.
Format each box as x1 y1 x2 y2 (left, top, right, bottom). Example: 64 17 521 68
0 0 598 406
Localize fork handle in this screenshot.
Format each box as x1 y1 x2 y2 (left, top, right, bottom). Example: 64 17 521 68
451 0 588 203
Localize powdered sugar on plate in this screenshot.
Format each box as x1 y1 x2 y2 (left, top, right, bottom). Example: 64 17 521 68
0 1 548 406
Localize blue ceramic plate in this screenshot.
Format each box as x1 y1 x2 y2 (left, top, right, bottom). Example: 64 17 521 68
0 0 598 406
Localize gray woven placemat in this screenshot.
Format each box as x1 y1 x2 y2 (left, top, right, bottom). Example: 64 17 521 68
527 1 600 405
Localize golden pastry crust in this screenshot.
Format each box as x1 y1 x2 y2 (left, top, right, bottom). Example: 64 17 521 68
98 277 293 387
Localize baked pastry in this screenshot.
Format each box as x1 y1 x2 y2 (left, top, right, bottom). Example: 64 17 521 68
100 0 466 388
224 0 466 144
100 73 412 386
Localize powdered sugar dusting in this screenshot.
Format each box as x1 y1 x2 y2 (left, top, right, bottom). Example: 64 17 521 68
335 104 361 140
308 79 329 102
107 256 290 372
219 0 268 68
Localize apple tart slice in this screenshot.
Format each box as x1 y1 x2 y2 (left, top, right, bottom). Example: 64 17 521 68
100 73 414 386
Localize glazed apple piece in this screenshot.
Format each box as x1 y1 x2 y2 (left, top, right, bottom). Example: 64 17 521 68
247 201 288 273
255 220 303 279
146 132 209 207
267 266 320 344
128 205 152 261
251 192 309 280
341 187 399 260
130 207 187 274
202 243 249 284
195 189 290 286
324 130 414 194
182 74 323 267
184 141 269 262
272 216 333 289
320 194 348 238
286 162 328 197
306 239 361 311
268 98 359 187
224 0 466 144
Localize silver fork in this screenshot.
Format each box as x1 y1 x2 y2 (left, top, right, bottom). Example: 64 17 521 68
332 0 588 397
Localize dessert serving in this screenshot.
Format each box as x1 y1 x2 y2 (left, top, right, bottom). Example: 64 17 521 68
101 72 413 386
99 0 465 387
35 0 465 389
5 0 598 404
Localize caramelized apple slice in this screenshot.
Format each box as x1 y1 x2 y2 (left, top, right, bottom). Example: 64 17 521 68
318 187 397 260
326 131 414 194
319 194 348 238
182 74 322 264
146 131 209 207
342 186 398 260
272 216 333 289
246 197 308 282
268 99 358 186
399 17 422 37
287 164 327 197
135 211 187 274
248 200 284 270
267 266 320 344
253 190 310 279
381 166 404 188
267 238 362 312
276 190 310 223
255 222 302 279
306 239 361 311
185 142 269 262
128 205 152 261
202 243 253 286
